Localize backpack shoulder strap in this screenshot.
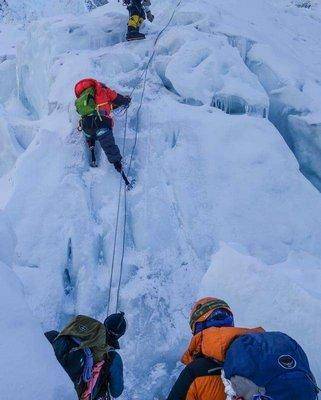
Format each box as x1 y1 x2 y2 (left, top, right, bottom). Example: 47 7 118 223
188 356 222 379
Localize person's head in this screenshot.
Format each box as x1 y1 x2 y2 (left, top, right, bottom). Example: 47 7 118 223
104 311 127 349
189 297 234 335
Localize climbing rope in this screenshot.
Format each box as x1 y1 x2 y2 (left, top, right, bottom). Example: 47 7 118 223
106 111 128 316
106 0 182 315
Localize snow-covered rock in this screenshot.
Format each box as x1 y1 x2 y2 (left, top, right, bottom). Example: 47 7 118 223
155 27 269 116
0 261 73 400
200 242 321 380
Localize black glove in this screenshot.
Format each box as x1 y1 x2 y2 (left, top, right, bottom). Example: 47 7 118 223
114 161 123 173
123 95 131 108
123 0 131 5
146 11 154 22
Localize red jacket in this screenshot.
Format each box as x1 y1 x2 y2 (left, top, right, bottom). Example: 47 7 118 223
74 78 118 117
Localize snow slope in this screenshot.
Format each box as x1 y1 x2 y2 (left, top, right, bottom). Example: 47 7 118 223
0 211 73 400
1 0 321 399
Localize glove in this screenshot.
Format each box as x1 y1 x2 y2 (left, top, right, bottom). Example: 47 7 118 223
123 0 130 5
123 95 131 108
146 11 154 22
114 161 123 173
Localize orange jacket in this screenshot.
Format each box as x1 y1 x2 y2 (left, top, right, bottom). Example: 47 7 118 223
181 326 264 400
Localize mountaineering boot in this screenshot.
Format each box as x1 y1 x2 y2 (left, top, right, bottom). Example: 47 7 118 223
126 26 145 41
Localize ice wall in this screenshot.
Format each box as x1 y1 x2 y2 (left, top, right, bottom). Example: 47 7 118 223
0 211 73 400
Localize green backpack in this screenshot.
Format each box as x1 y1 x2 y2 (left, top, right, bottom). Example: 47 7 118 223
75 87 96 116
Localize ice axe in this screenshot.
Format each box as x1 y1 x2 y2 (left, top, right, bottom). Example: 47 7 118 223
121 171 134 190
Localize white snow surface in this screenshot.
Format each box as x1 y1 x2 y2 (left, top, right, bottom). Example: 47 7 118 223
0 211 73 400
1 0 321 399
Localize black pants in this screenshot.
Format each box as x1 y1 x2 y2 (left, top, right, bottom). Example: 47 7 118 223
128 0 145 18
127 0 145 29
81 115 122 164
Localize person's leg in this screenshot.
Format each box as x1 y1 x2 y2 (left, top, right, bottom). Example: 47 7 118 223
81 116 98 166
96 127 122 167
127 0 146 40
86 137 95 149
85 136 98 167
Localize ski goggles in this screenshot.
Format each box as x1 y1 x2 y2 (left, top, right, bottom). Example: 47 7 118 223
252 395 273 400
194 308 234 335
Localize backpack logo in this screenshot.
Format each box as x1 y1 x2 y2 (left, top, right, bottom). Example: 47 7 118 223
78 325 88 332
278 355 297 370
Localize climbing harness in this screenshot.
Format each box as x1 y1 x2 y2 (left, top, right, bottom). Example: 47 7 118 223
106 0 182 315
95 102 114 121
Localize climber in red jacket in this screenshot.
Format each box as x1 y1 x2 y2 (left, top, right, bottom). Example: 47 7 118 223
75 78 131 170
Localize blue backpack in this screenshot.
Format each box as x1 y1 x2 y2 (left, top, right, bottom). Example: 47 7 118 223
223 331 319 400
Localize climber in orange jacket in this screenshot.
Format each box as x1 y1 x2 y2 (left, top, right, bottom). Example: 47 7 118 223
166 297 263 400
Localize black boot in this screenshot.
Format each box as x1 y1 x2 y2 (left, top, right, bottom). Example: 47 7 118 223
126 26 145 41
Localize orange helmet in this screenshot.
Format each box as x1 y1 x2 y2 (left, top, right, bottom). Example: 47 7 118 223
189 297 232 332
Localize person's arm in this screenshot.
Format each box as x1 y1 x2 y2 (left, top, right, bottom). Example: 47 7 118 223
100 81 131 109
45 331 76 370
167 358 222 400
108 351 124 398
51 336 83 371
112 93 131 108
166 366 195 400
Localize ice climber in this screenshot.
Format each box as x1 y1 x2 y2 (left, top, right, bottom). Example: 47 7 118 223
166 297 319 400
124 0 154 41
45 312 126 400
75 78 131 170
